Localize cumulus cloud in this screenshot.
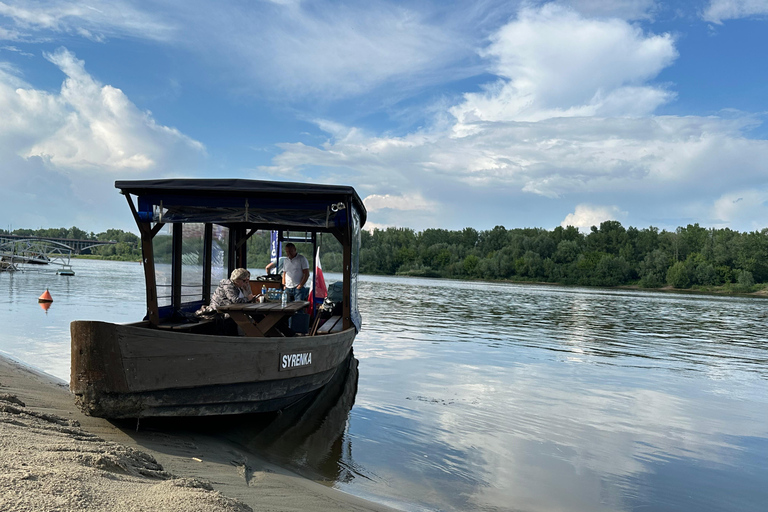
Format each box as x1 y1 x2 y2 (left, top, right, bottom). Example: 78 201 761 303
20 48 204 171
703 0 768 24
264 113 768 228
361 221 395 233
451 4 677 125
561 204 626 230
270 116 767 198
0 0 174 42
0 47 200 172
363 193 437 212
261 5 768 232
4 2 764 233
0 47 205 230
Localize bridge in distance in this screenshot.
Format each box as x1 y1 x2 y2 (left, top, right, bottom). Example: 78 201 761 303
0 234 117 272
0 234 118 254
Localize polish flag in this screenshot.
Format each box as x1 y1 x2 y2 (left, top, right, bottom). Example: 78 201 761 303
309 247 327 315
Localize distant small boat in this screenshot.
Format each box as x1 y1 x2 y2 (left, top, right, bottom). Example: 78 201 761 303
70 178 366 419
57 265 75 276
0 253 49 265
25 253 51 265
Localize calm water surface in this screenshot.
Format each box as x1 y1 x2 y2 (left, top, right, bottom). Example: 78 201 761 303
1 260 767 511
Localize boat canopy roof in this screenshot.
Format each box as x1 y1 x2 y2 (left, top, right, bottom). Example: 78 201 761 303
116 179 367 230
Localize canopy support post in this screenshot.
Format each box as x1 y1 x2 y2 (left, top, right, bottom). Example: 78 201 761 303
123 192 160 326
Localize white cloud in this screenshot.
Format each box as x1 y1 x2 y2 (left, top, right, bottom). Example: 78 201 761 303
0 47 205 230
451 4 677 125
0 0 174 42
0 44 32 56
17 47 205 172
0 2 485 102
703 0 768 24
261 6 768 232
561 204 626 230
0 1 484 101
0 59 23 85
360 221 392 233
264 111 768 230
184 1 480 100
4 2 765 234
363 193 437 212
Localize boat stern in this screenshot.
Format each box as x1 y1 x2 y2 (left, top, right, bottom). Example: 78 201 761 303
70 320 131 415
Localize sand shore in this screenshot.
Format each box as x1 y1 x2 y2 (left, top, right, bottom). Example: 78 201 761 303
0 355 397 512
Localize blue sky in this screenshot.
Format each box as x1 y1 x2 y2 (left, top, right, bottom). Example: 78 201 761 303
1 0 768 234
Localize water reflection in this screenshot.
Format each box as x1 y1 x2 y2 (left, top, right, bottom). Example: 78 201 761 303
360 276 768 377
120 352 367 498
345 276 768 511
2 266 767 511
223 353 363 485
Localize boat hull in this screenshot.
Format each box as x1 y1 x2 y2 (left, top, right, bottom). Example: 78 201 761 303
70 320 356 418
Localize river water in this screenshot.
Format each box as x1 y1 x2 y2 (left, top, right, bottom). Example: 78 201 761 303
1 259 766 511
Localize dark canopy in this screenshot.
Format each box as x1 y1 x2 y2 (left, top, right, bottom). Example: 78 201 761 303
116 179 367 229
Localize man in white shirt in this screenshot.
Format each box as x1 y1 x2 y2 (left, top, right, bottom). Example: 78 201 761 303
283 243 310 301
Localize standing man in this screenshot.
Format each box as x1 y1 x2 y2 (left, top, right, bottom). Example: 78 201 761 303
283 243 310 301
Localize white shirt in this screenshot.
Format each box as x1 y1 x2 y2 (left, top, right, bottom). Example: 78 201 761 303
284 254 309 288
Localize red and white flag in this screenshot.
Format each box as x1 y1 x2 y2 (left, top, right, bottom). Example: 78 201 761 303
309 247 327 315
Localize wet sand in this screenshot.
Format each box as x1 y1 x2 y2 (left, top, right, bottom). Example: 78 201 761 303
0 355 397 512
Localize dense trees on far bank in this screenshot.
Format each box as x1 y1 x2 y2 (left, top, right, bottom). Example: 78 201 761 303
350 222 768 291
5 222 767 291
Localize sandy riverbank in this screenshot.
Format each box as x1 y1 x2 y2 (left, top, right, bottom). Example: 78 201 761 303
0 355 397 512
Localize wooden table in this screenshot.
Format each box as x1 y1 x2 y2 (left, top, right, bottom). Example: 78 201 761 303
217 301 309 337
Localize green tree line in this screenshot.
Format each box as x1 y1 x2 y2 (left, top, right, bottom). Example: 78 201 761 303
5 222 766 291
355 221 767 291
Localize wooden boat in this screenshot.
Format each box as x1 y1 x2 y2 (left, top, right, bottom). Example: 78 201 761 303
70 179 366 418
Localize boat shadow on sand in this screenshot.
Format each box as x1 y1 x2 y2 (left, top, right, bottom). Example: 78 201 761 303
111 352 362 485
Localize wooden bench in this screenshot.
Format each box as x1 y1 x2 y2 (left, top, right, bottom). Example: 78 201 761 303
316 315 343 334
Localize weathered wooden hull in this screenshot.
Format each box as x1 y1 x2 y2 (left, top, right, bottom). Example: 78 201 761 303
70 320 356 418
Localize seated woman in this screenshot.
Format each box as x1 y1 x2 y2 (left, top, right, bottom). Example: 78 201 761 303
195 268 256 336
196 268 255 318
211 268 255 308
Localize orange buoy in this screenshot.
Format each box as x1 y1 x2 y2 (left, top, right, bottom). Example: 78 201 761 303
38 289 53 303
